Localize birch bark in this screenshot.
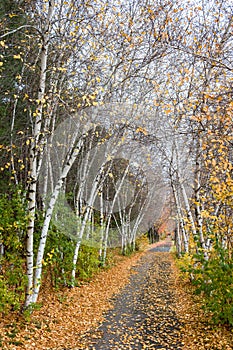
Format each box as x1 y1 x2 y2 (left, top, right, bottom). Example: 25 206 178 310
25 0 54 308
71 160 112 284
194 144 208 259
31 137 84 303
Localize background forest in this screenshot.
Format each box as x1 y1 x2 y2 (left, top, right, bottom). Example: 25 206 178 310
0 0 232 325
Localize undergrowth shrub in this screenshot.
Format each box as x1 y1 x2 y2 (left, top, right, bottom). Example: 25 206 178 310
76 244 100 281
176 252 195 280
0 187 27 314
122 243 134 256
43 226 75 288
43 224 116 288
135 234 149 251
178 241 233 326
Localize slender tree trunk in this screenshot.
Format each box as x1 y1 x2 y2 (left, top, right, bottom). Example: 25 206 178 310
180 182 197 238
171 179 189 253
71 161 110 284
102 164 130 264
31 137 84 304
175 224 182 257
99 188 105 260
25 1 55 308
194 144 209 259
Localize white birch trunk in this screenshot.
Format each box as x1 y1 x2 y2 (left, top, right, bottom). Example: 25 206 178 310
130 200 148 248
171 180 189 253
194 148 208 259
180 182 197 238
99 189 105 260
71 161 110 284
174 139 197 240
25 1 54 308
175 223 182 257
102 164 130 264
31 138 84 304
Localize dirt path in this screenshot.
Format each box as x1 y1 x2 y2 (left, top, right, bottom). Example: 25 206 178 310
76 242 183 349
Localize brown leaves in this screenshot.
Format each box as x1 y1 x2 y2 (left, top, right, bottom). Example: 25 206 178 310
0 245 232 349
0 250 145 349
77 247 184 349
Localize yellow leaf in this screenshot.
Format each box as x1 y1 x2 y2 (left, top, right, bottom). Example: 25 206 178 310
153 100 159 106
57 67 67 71
0 62 3 67
0 41 6 47
13 54 21 59
136 127 148 135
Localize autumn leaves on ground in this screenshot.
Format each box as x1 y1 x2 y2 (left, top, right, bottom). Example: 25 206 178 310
0 241 232 350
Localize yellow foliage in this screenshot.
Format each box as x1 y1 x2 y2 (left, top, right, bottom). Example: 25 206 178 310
135 127 148 135
13 54 21 59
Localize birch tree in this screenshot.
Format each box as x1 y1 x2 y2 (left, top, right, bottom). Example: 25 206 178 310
2 0 232 312
24 0 55 307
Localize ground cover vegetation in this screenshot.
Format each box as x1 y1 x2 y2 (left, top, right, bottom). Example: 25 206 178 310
0 0 232 339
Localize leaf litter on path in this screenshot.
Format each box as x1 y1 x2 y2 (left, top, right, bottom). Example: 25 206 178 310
76 244 183 349
0 241 232 349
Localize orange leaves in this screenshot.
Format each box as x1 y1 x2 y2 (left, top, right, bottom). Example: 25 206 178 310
121 30 132 43
0 251 145 349
165 108 172 115
135 126 148 135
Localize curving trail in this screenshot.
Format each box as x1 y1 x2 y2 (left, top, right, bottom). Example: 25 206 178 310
77 242 184 349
